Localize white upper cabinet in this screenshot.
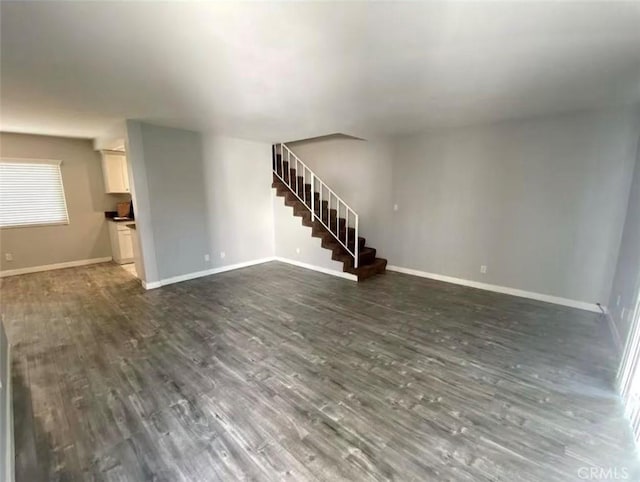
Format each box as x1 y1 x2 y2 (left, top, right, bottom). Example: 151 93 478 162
101 151 130 193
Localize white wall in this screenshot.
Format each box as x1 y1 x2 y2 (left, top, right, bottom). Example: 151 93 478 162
126 122 211 283
609 137 640 348
125 110 640 305
127 125 276 286
125 121 160 284
287 136 393 257
141 124 210 280
202 135 274 267
389 109 640 305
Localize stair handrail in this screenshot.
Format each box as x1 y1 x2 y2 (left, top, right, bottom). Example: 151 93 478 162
273 143 359 268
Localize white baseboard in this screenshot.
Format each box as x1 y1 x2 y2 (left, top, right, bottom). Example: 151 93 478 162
142 256 357 289
0 257 113 278
141 280 162 290
142 257 277 290
602 306 624 354
274 257 357 281
387 265 600 313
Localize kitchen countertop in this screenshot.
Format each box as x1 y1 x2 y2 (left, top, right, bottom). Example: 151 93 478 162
107 217 135 223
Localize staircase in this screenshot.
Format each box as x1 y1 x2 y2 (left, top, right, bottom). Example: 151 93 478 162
272 143 387 281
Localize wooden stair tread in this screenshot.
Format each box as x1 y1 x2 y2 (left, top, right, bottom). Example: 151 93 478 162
345 258 387 280
272 175 386 281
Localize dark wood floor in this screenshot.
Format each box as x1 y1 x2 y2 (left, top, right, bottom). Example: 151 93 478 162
1 261 637 481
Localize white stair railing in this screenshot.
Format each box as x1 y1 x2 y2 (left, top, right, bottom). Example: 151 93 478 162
273 143 359 268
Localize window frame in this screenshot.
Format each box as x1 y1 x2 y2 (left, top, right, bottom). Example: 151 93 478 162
0 157 70 229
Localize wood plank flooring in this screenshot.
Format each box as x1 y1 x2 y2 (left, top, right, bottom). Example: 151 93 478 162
1 261 637 481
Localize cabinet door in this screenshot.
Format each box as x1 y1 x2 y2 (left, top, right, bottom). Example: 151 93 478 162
121 155 130 192
102 153 122 192
102 152 129 193
108 222 122 261
118 230 134 260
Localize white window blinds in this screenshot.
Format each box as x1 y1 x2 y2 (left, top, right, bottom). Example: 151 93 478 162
0 159 69 228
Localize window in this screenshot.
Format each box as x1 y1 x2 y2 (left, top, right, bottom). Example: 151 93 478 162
0 159 69 228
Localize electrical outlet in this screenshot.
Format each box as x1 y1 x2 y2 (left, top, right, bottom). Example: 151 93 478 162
393 204 399 211
204 254 210 262
220 251 226 259
5 253 13 262
296 248 300 254
480 265 487 274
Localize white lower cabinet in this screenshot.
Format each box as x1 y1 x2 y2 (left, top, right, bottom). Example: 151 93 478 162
108 222 134 264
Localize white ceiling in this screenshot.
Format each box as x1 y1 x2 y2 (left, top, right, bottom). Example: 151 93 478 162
2 1 640 142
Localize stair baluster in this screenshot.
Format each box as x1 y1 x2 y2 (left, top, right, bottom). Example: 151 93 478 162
271 142 390 281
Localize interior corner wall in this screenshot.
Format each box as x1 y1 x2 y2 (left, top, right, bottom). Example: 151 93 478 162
286 137 393 258
125 120 159 284
389 109 640 305
201 135 274 267
0 132 121 272
608 131 640 347
126 121 210 283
